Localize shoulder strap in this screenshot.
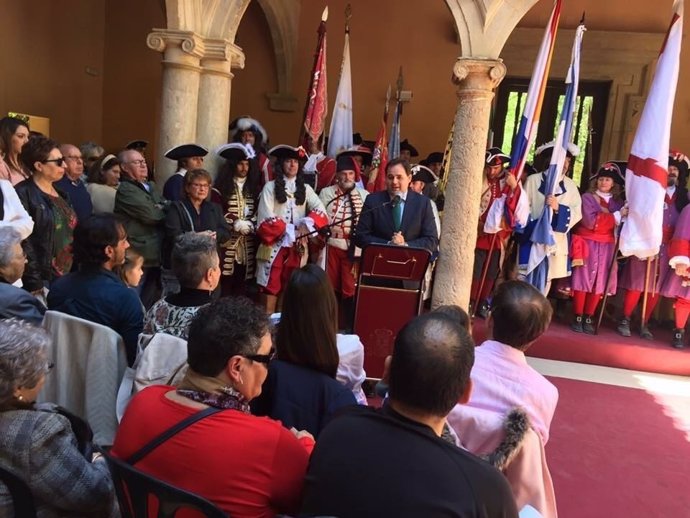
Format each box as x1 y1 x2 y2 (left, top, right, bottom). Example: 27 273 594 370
126 406 221 465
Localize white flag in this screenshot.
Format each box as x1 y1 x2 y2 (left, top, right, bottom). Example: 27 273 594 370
327 31 353 158
620 0 683 258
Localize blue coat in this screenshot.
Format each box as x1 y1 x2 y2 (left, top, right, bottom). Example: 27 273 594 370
251 360 357 437
354 190 438 253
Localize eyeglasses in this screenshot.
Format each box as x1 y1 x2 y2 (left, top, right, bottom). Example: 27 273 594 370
65 155 83 162
189 183 209 189
243 348 276 365
128 159 146 166
43 157 65 167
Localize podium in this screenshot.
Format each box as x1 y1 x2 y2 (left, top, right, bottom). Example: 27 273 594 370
353 244 431 379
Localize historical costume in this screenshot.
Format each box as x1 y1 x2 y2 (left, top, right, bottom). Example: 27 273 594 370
471 148 522 315
229 116 273 186
570 162 626 334
162 143 208 201
618 152 689 339
256 145 327 312
214 143 262 297
319 155 368 324
518 142 583 295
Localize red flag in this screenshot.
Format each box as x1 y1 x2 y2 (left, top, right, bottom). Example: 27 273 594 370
366 86 392 193
302 7 329 147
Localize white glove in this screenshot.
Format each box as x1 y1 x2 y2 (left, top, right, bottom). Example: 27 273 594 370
233 219 253 235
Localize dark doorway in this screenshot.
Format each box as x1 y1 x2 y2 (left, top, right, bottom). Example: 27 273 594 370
492 77 611 190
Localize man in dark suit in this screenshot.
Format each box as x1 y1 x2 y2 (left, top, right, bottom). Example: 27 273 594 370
354 158 438 253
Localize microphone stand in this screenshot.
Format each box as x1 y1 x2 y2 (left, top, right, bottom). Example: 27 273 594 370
300 194 399 240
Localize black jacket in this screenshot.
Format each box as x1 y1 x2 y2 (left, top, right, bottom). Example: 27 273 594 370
162 199 231 269
15 179 72 292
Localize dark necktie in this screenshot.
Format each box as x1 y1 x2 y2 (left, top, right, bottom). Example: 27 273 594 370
393 199 403 231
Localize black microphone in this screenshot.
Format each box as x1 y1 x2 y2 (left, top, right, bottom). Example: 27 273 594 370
389 194 402 209
325 186 355 208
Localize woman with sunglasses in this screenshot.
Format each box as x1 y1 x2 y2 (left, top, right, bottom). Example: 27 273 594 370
112 297 314 518
0 319 116 517
15 136 77 299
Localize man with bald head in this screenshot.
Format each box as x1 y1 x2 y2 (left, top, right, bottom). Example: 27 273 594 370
301 312 518 518
54 143 92 223
114 149 167 307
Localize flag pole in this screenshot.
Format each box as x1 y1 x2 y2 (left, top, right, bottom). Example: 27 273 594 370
596 223 623 334
640 256 653 328
299 7 328 147
471 233 498 317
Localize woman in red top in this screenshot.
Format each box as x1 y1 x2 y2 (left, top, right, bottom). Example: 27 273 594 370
112 297 314 517
570 162 628 334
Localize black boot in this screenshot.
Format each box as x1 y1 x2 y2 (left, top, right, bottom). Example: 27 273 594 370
671 328 685 349
616 317 631 337
583 315 596 335
639 324 654 340
571 315 584 333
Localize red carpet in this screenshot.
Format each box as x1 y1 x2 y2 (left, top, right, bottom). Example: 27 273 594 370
546 376 690 518
472 319 690 376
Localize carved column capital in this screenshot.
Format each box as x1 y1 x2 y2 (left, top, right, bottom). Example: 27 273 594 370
147 29 206 59
451 57 507 95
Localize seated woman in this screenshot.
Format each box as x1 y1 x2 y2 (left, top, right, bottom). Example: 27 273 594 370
162 168 230 294
112 297 313 518
0 227 45 324
141 232 220 346
86 154 120 214
252 264 357 437
0 319 115 517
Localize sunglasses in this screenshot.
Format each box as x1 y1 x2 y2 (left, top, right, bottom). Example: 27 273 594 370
244 348 276 365
43 157 65 167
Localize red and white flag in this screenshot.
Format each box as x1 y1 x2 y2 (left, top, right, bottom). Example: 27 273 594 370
620 0 684 258
302 8 328 147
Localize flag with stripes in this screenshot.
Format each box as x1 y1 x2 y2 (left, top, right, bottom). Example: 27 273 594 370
508 0 562 182
524 22 586 282
620 0 684 258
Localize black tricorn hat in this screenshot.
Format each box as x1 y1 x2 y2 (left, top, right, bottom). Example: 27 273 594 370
125 139 148 150
411 164 438 184
590 161 626 185
337 145 373 167
400 139 419 157
164 143 208 160
425 152 444 164
268 145 308 161
216 143 251 162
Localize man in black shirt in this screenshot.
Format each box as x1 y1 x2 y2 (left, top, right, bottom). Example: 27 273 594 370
301 312 518 518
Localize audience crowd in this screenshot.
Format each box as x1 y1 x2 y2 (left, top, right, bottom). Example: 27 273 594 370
0 115 575 517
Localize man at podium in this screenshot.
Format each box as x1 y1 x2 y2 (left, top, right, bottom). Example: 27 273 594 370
354 158 438 253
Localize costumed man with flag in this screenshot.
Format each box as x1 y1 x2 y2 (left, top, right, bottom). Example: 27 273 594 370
256 145 328 314
517 141 582 295
617 151 689 340
622 0 684 348
319 154 368 328
471 148 519 317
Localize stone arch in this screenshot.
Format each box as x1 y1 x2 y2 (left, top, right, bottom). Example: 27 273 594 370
256 0 299 111
444 0 540 58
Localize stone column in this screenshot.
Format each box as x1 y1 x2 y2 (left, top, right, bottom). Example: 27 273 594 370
147 29 205 189
196 40 245 179
432 58 506 311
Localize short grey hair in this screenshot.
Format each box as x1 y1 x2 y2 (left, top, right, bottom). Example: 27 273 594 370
172 232 219 289
79 141 104 158
0 319 51 408
0 227 22 269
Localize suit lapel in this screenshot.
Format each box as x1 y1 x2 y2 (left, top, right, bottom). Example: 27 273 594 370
400 191 415 233
384 192 396 234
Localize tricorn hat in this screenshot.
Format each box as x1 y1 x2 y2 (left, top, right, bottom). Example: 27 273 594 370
590 161 626 185
411 164 438 184
485 147 510 167
268 145 308 162
215 142 251 162
125 139 148 151
425 152 444 164
229 116 268 144
164 143 208 161
337 145 373 167
400 139 419 157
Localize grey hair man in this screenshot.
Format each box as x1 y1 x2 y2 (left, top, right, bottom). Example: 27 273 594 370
301 312 518 518
54 143 93 223
0 227 45 324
